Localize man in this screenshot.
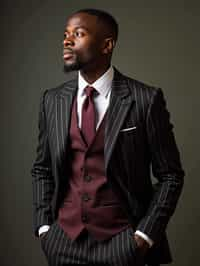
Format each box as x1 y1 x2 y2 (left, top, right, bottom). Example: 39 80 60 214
31 8 184 266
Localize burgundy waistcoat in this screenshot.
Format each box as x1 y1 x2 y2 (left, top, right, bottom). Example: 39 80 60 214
58 96 131 241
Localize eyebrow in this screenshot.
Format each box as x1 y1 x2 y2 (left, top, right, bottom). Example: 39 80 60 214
64 26 90 32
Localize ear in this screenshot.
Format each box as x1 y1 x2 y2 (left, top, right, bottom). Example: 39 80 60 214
102 37 116 54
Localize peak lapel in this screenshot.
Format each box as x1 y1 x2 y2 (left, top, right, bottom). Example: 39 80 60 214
104 69 135 171
55 78 77 165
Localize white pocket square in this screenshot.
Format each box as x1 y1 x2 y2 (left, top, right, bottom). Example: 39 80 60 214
120 126 137 132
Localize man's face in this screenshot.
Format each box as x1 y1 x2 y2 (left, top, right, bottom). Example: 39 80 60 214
63 12 104 72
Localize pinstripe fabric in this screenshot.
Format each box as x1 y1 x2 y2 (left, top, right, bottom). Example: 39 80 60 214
40 220 144 266
31 67 184 265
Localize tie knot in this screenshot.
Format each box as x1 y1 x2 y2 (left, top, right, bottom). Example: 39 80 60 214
84 86 96 97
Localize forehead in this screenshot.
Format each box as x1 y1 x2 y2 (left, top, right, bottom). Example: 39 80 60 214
65 12 99 31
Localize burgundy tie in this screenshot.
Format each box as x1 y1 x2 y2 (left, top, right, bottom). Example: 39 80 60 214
81 86 97 145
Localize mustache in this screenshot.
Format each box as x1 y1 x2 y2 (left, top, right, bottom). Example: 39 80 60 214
63 48 74 54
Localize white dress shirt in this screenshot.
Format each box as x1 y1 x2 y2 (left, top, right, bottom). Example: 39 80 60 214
77 65 113 129
38 65 153 247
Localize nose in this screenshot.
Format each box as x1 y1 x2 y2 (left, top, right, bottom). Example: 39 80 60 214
63 35 74 47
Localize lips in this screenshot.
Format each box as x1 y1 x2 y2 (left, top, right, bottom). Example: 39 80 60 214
63 49 74 60
63 53 74 59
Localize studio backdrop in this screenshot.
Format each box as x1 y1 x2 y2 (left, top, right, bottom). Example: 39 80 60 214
0 1 199 266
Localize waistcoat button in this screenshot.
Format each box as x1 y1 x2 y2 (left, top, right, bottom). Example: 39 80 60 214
82 193 90 201
82 214 88 222
84 175 92 182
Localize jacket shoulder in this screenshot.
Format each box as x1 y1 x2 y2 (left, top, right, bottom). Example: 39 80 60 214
43 77 77 97
121 74 164 121
125 74 161 102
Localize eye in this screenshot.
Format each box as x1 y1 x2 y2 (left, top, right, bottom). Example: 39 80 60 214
64 32 69 39
74 31 84 37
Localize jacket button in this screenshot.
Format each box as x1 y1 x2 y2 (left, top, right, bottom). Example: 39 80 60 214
82 214 88 222
84 175 92 182
82 193 90 202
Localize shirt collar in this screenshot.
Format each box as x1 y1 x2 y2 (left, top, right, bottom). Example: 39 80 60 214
78 65 114 98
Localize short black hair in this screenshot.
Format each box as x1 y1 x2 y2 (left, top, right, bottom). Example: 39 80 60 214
73 8 119 41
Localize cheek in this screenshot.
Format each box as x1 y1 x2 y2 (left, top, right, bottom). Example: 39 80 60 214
77 47 97 61
77 39 102 58
85 44 102 59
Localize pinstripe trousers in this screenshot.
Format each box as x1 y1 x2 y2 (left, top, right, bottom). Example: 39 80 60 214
40 220 155 266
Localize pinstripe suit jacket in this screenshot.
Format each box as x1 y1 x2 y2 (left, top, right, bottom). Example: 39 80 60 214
31 67 184 264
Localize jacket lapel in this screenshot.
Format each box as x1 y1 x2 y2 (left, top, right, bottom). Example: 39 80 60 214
54 68 135 171
55 78 77 165
104 68 135 171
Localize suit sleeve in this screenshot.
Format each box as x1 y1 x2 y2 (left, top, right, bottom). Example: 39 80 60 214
136 88 185 243
31 89 55 237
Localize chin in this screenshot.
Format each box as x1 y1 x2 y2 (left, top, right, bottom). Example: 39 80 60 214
63 61 82 73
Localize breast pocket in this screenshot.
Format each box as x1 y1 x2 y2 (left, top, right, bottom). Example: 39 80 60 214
119 124 139 138
119 126 137 134
117 125 137 157
118 123 144 153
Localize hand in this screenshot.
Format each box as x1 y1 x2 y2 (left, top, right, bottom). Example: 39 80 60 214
133 234 150 256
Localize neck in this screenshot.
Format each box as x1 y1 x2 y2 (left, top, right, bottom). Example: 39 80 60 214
80 63 111 84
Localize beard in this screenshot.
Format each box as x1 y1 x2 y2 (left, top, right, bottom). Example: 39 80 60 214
63 62 82 73
63 56 85 73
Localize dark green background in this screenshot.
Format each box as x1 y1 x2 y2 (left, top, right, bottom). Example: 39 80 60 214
1 1 199 266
